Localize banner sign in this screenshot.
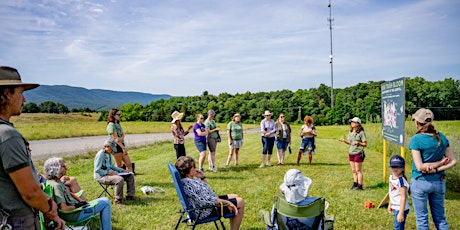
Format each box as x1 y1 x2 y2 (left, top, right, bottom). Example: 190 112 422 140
381 78 405 145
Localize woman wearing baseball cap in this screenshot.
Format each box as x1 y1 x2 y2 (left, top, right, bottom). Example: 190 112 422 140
408 108 457 229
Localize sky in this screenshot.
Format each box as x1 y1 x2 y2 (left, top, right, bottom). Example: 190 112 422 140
1 0 459 97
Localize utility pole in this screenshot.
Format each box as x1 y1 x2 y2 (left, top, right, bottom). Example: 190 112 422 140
328 0 334 109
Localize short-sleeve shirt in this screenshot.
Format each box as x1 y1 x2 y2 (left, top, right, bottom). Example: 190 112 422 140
107 122 124 144
408 132 449 181
260 119 275 138
0 118 40 215
46 180 80 221
193 123 207 141
348 130 366 154
204 119 218 139
227 121 243 140
388 176 410 211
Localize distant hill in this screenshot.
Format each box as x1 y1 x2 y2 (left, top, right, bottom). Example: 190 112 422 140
23 85 172 111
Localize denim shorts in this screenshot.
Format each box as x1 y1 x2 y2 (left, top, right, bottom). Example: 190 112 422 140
276 138 289 151
194 140 207 152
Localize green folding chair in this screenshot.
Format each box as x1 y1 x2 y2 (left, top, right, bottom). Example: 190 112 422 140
259 195 334 230
40 182 100 230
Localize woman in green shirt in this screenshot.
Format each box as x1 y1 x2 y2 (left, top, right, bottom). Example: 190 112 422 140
107 108 133 173
226 113 244 167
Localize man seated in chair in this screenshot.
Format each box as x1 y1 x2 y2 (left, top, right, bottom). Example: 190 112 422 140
94 139 135 205
175 156 245 230
44 157 112 230
270 169 327 230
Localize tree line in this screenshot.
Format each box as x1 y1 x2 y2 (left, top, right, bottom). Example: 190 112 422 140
98 77 460 125
22 77 459 125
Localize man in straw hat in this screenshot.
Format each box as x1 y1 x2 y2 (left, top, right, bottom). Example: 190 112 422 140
0 66 65 229
260 110 276 167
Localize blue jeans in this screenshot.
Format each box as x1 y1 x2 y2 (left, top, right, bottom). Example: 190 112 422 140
77 197 112 230
262 136 275 155
411 178 449 230
275 138 289 151
393 209 409 230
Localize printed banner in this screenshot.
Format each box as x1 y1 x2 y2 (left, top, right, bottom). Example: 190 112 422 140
381 78 405 145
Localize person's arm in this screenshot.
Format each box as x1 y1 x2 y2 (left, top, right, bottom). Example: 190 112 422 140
94 152 107 178
397 186 407 223
216 197 238 215
227 127 232 145
185 125 193 136
9 167 65 228
196 125 208 136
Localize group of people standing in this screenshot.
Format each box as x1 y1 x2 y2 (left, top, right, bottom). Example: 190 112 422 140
171 110 245 172
259 110 318 167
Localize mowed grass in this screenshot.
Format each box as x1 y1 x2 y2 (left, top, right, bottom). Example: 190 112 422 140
26 115 460 229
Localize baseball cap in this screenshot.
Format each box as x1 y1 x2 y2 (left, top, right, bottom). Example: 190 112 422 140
412 108 434 123
349 117 361 124
389 155 405 168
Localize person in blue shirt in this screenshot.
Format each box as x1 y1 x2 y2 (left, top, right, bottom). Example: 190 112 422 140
94 139 135 205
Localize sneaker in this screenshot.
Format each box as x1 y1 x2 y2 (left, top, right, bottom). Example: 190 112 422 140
350 183 357 190
199 168 205 173
114 199 123 205
211 166 217 172
259 163 264 168
266 163 272 166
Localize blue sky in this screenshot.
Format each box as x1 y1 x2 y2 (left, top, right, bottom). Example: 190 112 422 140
1 0 459 96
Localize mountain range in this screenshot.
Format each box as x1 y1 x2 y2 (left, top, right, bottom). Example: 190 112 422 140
23 85 172 111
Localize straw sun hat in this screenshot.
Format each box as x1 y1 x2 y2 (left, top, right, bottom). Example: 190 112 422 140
171 111 184 123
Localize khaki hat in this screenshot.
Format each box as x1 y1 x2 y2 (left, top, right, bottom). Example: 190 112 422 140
171 111 184 123
0 66 39 90
263 110 273 116
412 108 434 123
233 113 241 118
349 117 361 124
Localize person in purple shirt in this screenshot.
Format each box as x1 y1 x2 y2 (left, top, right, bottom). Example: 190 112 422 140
193 114 208 172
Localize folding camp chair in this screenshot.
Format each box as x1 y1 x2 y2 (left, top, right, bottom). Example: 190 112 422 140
259 195 334 230
167 162 235 230
40 182 100 230
97 182 113 198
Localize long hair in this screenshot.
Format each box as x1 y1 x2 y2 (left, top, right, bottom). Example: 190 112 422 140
175 156 195 178
416 122 441 146
44 157 63 180
107 108 120 124
350 123 365 133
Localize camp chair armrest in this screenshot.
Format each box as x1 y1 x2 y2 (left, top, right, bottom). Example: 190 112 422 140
59 200 98 214
258 209 274 227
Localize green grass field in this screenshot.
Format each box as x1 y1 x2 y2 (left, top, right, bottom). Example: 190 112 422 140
24 114 459 229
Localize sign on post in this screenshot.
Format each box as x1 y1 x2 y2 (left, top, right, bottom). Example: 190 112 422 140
381 78 405 145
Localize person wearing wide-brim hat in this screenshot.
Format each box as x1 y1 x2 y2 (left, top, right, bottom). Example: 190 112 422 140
260 110 276 167
408 108 457 229
171 111 193 159
339 117 367 190
0 66 66 229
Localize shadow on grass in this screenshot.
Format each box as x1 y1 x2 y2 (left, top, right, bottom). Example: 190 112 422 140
366 182 387 190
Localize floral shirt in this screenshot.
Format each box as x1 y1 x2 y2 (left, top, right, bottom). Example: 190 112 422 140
171 124 189 144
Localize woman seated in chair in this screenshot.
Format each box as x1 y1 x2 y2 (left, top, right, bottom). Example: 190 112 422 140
270 169 327 229
175 156 245 230
44 157 113 230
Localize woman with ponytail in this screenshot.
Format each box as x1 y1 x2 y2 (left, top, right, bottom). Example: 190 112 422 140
408 108 457 229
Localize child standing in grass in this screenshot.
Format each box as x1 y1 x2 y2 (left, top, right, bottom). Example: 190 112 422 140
297 116 317 165
388 155 409 230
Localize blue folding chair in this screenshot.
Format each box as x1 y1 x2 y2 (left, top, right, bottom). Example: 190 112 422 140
167 162 235 229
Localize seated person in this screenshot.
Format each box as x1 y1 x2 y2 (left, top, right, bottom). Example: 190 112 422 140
270 169 326 230
60 174 85 200
175 156 245 230
43 157 112 230
94 139 135 205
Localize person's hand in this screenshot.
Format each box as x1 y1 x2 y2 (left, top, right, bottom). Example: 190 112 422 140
387 206 392 214
339 138 344 142
397 212 404 222
61 176 70 181
45 201 66 229
226 202 239 215
354 141 359 146
215 128 220 131
188 125 193 130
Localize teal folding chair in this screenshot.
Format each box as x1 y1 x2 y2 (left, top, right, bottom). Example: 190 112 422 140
167 162 235 229
40 182 100 230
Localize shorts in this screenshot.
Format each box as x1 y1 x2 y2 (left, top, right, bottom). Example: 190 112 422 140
207 137 218 152
116 143 124 153
300 138 315 151
205 195 238 219
276 138 289 151
349 152 364 162
194 140 207 152
230 140 243 149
